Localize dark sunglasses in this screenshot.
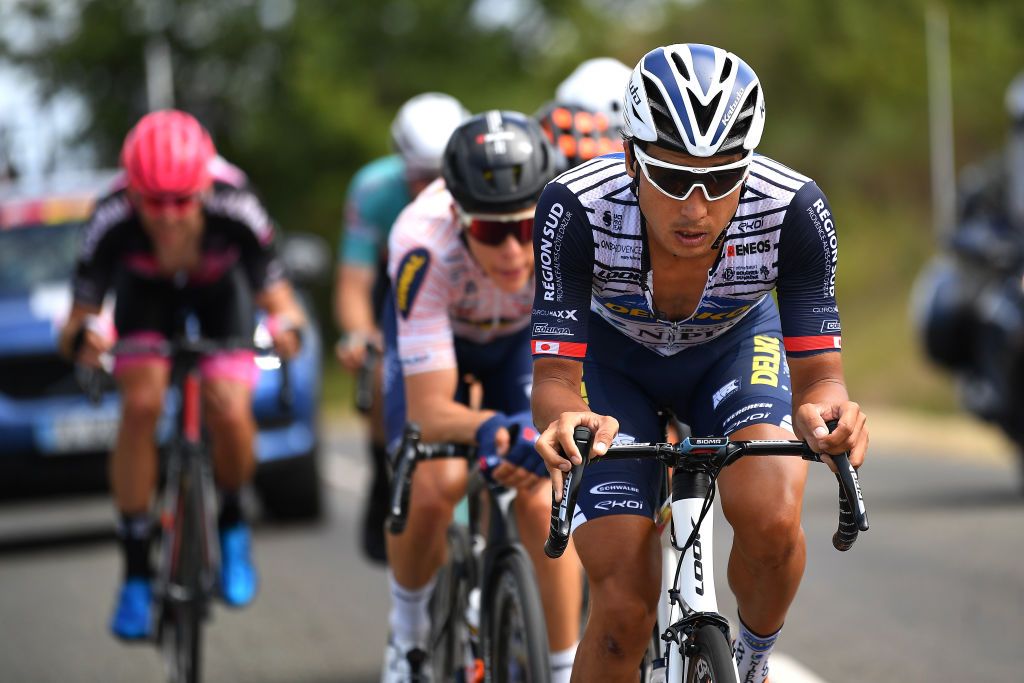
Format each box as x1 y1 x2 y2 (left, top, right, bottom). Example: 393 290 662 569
634 146 751 202
135 192 201 215
461 212 534 246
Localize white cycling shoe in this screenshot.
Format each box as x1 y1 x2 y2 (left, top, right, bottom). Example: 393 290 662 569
381 636 432 683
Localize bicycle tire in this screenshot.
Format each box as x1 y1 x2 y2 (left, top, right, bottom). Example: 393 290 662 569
429 524 473 680
684 624 736 683
160 461 205 683
483 547 550 683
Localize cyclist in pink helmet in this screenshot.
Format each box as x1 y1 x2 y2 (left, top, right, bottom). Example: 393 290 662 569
59 109 306 641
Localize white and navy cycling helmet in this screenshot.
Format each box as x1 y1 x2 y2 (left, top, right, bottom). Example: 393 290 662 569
391 92 471 175
623 44 765 157
555 57 633 133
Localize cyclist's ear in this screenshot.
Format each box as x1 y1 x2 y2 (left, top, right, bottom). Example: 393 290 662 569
623 141 637 178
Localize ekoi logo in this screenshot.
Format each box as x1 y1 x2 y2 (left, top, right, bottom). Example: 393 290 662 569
395 248 430 319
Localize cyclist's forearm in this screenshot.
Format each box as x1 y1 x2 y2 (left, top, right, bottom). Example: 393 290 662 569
58 302 102 358
789 353 848 406
408 399 497 445
258 280 307 327
334 265 377 335
531 373 589 430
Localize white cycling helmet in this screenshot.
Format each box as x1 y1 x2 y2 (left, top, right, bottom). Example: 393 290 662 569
623 44 765 158
555 57 632 132
391 92 471 175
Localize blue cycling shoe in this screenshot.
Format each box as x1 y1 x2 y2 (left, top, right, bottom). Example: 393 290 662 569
219 523 258 607
109 577 152 641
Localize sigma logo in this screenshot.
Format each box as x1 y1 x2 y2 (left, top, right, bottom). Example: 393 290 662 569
595 499 643 511
589 481 641 496
690 438 728 447
820 320 841 333
539 203 564 301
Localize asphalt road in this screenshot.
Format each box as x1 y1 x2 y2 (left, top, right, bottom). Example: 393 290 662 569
0 420 1021 682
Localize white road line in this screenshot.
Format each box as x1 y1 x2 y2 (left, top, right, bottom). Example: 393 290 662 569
771 653 829 683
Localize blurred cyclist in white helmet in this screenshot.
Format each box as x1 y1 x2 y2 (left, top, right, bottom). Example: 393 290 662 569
333 92 469 563
554 56 632 134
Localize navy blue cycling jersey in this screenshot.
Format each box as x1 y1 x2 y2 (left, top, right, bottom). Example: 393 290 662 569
530 152 841 360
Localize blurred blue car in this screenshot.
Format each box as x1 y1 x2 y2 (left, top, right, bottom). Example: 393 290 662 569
0 172 327 519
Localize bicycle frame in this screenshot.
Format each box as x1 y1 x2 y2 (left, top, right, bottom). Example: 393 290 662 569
547 427 869 682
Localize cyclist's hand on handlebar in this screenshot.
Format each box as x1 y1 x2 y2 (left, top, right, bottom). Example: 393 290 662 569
476 412 546 492
795 400 868 469
536 411 619 496
335 330 381 372
267 314 303 360
67 316 113 368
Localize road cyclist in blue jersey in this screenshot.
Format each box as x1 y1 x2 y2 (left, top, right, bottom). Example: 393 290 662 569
529 44 869 682
333 93 470 563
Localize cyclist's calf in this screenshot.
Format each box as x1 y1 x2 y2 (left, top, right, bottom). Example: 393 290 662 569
387 460 469 588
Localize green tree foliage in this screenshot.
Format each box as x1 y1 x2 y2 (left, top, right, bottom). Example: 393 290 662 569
3 0 1023 408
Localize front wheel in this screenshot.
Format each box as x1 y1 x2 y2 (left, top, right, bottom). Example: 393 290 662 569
483 548 550 683
684 624 737 683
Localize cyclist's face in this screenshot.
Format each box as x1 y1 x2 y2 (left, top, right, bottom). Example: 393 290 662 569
625 143 743 260
132 191 205 250
464 211 536 293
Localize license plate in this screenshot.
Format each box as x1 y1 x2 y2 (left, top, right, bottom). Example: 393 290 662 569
44 411 119 455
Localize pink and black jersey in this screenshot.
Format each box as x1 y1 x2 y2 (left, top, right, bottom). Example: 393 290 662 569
531 152 842 360
72 158 284 307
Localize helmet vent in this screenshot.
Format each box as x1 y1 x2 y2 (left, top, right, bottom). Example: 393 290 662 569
688 90 722 136
670 52 690 81
719 59 733 83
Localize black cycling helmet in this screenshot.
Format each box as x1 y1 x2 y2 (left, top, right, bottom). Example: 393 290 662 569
442 110 558 214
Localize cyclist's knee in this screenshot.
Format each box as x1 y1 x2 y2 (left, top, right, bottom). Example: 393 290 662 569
407 461 466 521
733 509 804 568
119 384 165 428
588 580 658 656
203 381 254 433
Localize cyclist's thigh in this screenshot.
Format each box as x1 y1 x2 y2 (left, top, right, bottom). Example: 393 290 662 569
200 378 254 426
193 266 259 388
685 298 794 438
115 363 170 425
572 349 664 533
458 327 532 415
112 272 175 378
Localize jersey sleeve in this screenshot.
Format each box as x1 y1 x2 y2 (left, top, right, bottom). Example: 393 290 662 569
775 181 842 357
206 187 286 292
530 181 594 361
71 194 132 307
387 212 457 376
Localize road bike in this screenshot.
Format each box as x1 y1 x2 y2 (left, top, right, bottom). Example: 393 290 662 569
389 423 552 683
82 332 256 683
545 424 869 683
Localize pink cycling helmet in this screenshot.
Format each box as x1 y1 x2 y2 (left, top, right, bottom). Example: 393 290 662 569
120 110 216 196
